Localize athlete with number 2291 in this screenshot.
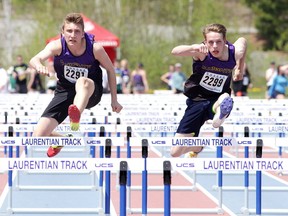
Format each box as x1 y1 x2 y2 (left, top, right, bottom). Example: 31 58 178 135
29 13 122 157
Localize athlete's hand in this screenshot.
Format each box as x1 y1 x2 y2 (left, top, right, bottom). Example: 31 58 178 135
233 68 243 81
36 65 50 77
197 43 208 55
111 101 123 113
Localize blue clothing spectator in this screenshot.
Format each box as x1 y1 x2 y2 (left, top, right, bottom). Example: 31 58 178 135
268 64 288 99
171 63 186 93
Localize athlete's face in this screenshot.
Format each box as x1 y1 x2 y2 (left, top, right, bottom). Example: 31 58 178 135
62 22 84 46
205 32 226 58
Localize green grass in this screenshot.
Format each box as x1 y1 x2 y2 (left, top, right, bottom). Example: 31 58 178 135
247 87 266 99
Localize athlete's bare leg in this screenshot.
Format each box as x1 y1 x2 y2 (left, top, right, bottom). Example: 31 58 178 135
69 77 95 131
73 77 95 112
170 133 203 157
32 117 59 137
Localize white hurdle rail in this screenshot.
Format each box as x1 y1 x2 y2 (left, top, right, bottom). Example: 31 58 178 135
127 134 288 216
2 95 288 215
1 126 125 216
126 122 288 216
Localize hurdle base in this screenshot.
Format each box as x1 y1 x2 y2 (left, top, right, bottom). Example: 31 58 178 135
24 170 93 174
16 185 98 191
213 185 288 191
240 206 250 216
128 207 222 214
130 185 197 191
249 208 288 215
10 208 104 214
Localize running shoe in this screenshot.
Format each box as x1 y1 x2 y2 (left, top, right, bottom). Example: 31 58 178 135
212 93 233 128
47 146 63 158
185 151 199 158
185 147 204 158
46 134 73 157
68 104 81 131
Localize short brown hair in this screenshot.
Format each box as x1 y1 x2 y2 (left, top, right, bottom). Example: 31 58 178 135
202 23 227 40
62 13 84 31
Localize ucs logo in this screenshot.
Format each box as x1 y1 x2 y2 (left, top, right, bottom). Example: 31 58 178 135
151 141 166 145
87 140 101 145
95 163 113 168
175 163 195 168
237 141 252 145
1 140 16 145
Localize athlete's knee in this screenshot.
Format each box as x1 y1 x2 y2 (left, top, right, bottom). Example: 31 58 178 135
76 77 94 91
170 147 181 157
33 129 50 137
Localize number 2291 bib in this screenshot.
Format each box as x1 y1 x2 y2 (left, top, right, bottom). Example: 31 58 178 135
199 71 227 93
64 65 88 83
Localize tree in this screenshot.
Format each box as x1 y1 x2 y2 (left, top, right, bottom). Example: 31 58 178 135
243 0 288 51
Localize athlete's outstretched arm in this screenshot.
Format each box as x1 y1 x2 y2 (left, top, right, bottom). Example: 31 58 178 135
29 40 61 77
233 37 247 81
93 43 123 113
171 43 207 60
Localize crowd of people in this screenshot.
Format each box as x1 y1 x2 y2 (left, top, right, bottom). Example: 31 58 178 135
0 53 287 101
112 59 149 94
0 55 50 94
0 55 151 95
266 62 288 99
1 56 287 100
161 63 186 94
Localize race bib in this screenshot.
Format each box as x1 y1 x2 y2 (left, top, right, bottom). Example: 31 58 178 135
199 72 227 93
64 65 88 83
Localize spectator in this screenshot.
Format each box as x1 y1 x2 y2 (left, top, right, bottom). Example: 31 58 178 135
170 63 186 94
114 60 123 93
160 64 175 90
232 63 252 96
231 79 242 96
265 61 277 99
240 64 252 96
0 64 8 93
268 64 288 99
45 61 57 94
7 66 17 93
101 66 110 93
120 59 130 94
27 67 45 93
13 55 29 93
130 63 149 94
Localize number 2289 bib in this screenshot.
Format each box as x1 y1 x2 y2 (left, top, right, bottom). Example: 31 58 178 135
199 72 227 93
64 65 88 83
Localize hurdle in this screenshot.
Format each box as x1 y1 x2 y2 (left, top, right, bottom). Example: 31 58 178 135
2 158 143 216
115 154 288 215
246 140 288 216
1 126 126 216
128 132 288 215
1 95 288 214
125 129 235 215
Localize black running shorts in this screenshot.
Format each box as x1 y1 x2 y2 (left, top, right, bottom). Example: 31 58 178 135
176 98 216 135
41 83 103 124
